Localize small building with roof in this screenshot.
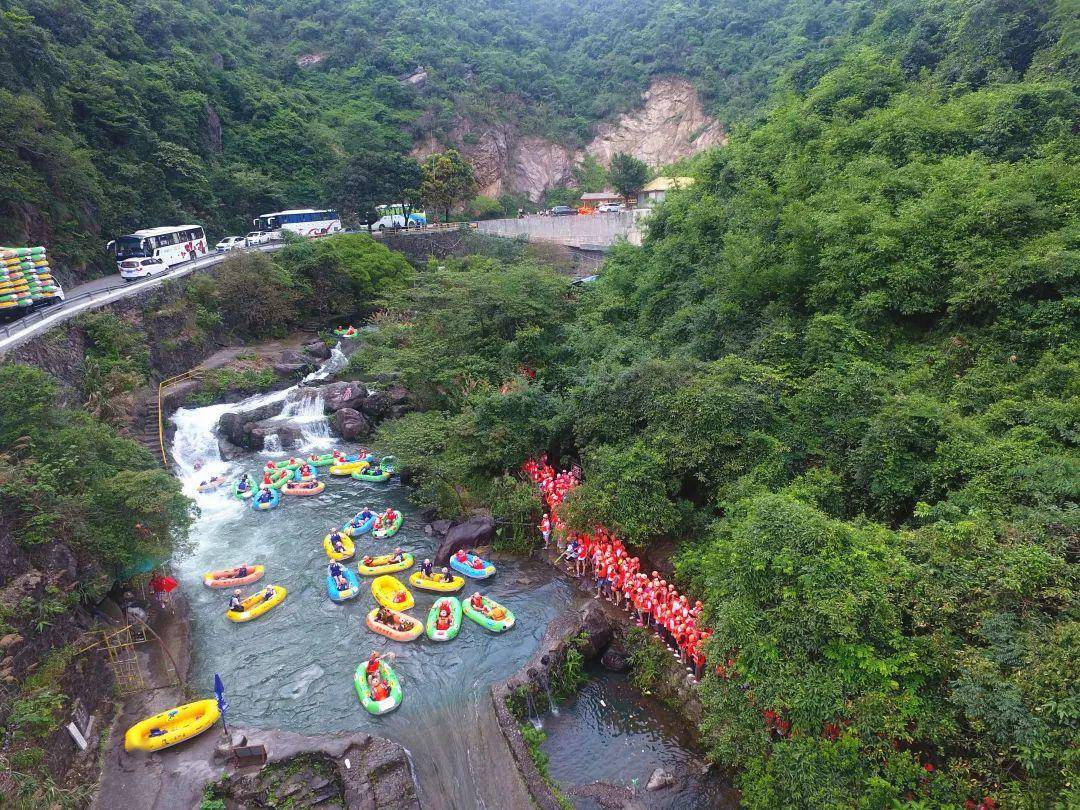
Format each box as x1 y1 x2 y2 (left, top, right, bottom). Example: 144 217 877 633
636 176 695 208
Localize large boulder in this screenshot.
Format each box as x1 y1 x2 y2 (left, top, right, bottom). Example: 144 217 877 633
218 401 284 446
303 339 331 360
322 381 368 413
248 422 302 451
433 514 495 565
646 768 676 792
385 385 412 418
359 390 391 420
334 408 371 441
273 349 317 378
600 642 630 673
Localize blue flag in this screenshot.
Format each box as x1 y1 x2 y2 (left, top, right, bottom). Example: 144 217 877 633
214 673 229 715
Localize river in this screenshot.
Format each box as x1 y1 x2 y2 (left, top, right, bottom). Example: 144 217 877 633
168 346 720 808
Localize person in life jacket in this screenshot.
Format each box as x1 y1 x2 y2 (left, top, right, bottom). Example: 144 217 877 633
328 530 346 554
454 548 468 564
390 547 404 563
470 592 487 614
299 464 312 477
257 487 273 503
365 651 390 700
228 589 244 612
421 558 433 577
440 566 454 582
436 601 452 630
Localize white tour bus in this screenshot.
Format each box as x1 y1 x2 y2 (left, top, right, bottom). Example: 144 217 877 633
109 225 207 280
252 209 342 238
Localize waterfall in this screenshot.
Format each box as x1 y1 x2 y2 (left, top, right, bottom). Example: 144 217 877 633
169 342 346 489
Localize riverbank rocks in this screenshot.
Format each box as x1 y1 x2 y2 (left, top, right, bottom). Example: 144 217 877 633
647 768 676 791
322 380 368 412
433 514 496 564
203 734 419 810
601 642 630 672
218 401 285 447
334 408 371 441
273 349 318 378
303 339 331 360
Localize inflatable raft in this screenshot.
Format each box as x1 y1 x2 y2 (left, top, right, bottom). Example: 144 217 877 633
351 468 391 483
203 565 264 589
450 552 496 579
124 699 220 752
372 513 404 539
371 575 414 611
365 607 423 642
307 453 338 467
295 466 319 482
409 570 465 593
226 585 287 622
323 532 356 561
329 460 368 476
250 487 281 511
357 552 414 576
354 660 401 715
231 478 255 500
426 597 463 642
196 476 226 493
342 513 376 536
326 565 361 602
463 595 516 633
282 480 325 496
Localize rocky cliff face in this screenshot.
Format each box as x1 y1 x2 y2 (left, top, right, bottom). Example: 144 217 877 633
413 76 725 202
585 76 727 167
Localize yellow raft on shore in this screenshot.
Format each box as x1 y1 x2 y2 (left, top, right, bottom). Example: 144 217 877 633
124 698 220 752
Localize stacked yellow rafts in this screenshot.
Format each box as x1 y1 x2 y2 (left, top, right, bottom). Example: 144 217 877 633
0 246 63 311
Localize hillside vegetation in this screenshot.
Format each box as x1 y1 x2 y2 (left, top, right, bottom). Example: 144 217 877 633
358 14 1079 810
4 0 1074 279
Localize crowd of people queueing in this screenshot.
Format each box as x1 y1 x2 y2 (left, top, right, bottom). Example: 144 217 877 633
522 457 711 682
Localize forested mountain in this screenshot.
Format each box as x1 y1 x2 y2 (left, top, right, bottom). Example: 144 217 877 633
343 4 1077 807
2 0 1074 279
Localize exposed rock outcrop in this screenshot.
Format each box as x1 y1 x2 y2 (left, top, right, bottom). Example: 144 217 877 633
586 77 727 168
334 408 371 441
413 76 724 202
433 514 496 564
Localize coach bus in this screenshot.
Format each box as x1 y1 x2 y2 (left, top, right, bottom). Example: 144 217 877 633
252 208 342 238
108 225 207 280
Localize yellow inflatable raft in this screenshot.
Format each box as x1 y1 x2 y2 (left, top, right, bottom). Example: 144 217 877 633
329 460 368 476
323 532 356 561
409 570 465 593
357 552 414 576
124 698 220 752
226 585 287 622
371 575 414 611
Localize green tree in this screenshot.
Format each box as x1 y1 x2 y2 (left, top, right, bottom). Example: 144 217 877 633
608 152 650 199
420 149 477 222
331 153 422 228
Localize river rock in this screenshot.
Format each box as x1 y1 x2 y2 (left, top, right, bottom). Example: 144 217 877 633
646 768 676 791
322 381 368 413
600 642 630 673
303 339 331 360
385 385 412 417
429 519 452 537
219 401 284 446
359 390 391 420
433 514 495 564
334 408 371 441
249 422 302 451
273 349 317 377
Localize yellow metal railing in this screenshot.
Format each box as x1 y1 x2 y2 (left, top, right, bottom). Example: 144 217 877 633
157 369 202 468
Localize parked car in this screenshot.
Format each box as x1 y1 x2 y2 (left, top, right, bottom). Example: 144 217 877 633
215 236 247 252
245 231 274 246
549 205 576 216
118 256 168 281
596 202 624 213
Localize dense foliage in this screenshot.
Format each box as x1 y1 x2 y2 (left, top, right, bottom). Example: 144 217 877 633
5 0 1072 279
0 364 191 578
365 28 1078 810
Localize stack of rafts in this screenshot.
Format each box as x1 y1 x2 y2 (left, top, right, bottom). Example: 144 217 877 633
0 246 63 311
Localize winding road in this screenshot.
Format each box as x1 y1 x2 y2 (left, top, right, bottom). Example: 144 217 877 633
0 243 286 355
